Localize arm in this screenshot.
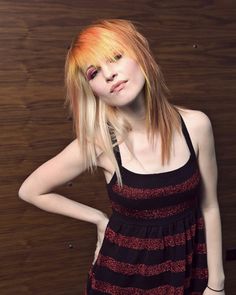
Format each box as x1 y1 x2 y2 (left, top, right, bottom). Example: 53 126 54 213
18 139 107 225
196 112 225 289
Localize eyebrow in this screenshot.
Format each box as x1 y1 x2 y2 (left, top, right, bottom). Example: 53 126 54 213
86 64 99 75
86 65 93 72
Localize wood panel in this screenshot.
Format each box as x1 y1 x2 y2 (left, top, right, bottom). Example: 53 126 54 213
0 0 235 294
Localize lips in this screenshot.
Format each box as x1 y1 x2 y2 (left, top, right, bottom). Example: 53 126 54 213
110 80 128 93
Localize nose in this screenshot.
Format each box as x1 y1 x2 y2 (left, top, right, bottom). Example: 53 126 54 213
100 62 117 82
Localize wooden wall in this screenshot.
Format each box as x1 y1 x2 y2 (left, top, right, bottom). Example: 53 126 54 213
0 0 235 294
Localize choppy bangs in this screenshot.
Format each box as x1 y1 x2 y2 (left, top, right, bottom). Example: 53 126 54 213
70 26 140 77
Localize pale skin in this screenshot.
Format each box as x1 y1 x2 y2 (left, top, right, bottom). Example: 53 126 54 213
18 53 225 294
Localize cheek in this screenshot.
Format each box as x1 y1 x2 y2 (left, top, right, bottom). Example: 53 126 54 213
132 66 145 85
89 83 103 97
127 61 144 80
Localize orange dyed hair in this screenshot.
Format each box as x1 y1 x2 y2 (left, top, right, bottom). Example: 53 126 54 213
64 19 183 186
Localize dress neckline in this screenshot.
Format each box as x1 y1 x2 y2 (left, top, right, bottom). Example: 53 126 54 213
106 152 193 186
121 152 192 176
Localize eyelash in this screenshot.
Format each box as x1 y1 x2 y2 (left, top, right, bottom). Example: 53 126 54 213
112 53 122 61
88 70 98 80
87 53 122 80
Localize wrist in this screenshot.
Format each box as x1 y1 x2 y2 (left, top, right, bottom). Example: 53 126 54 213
208 275 225 290
207 285 225 292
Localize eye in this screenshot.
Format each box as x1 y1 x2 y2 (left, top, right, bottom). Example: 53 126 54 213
108 53 122 63
87 69 98 80
114 53 122 60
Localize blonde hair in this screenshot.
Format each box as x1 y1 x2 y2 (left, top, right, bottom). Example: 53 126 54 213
64 18 184 186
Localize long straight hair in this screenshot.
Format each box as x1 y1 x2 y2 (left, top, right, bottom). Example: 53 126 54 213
64 18 184 186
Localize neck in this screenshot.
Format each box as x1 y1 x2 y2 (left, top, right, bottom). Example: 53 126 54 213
119 90 147 133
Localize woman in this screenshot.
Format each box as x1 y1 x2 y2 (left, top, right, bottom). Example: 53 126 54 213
18 19 225 294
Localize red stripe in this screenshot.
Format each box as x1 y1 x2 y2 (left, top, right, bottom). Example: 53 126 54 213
90 275 185 295
105 217 205 251
95 251 207 277
196 243 207 253
89 266 207 294
192 267 209 279
112 170 200 200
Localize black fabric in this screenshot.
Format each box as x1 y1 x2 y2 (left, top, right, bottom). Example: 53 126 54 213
84 113 208 294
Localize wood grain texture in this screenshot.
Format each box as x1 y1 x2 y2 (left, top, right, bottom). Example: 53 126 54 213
0 0 235 294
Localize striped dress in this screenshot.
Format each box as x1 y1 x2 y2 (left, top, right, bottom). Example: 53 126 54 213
85 114 208 294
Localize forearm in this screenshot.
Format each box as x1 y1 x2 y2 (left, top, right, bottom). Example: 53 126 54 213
19 192 107 225
201 204 225 288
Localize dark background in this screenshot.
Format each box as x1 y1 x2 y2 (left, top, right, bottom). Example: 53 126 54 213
0 0 235 294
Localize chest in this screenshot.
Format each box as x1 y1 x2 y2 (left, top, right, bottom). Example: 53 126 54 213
98 129 198 184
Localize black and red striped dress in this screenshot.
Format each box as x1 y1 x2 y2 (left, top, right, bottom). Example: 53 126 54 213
85 114 208 294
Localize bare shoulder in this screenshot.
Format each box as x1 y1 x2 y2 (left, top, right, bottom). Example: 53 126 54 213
176 106 212 133
175 106 213 155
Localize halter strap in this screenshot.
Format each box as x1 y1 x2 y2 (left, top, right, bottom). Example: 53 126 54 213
108 113 196 167
179 114 196 159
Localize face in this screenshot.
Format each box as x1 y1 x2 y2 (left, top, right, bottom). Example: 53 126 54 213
85 53 146 107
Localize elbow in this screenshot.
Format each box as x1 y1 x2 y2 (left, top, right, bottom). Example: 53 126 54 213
18 185 32 203
18 188 27 201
